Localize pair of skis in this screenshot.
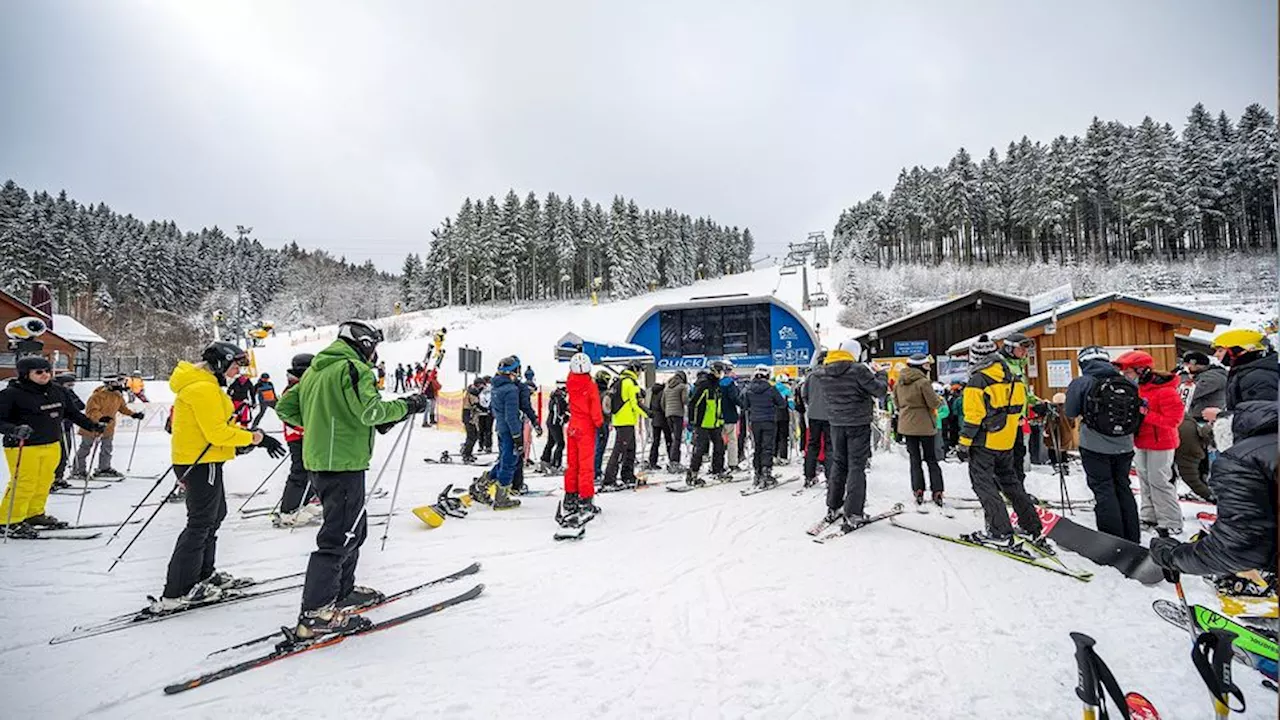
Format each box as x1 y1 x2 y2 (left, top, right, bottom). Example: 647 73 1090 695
1152 599 1278 681
888 517 1094 581
811 505 905 543
739 475 801 497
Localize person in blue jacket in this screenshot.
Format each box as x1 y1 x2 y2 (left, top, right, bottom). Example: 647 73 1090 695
487 355 525 510
719 365 743 472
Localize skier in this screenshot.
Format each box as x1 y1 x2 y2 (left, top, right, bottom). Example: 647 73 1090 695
0 356 105 536
273 353 320 527
819 339 889 532
52 372 81 490
250 372 277 428
432 327 446 364
72 374 143 478
1112 351 1184 537
477 376 494 453
483 356 525 509
719 364 743 472
1064 345 1141 543
685 363 727 486
394 363 406 393
558 353 603 524
661 370 689 471
1176 351 1225 501
419 368 441 428
999 333 1038 484
644 379 668 471
772 375 792 464
743 365 786 487
893 353 944 508
375 361 386 391
1201 329 1278 447
127 371 148 403
592 370 612 482
150 342 285 613
460 377 483 463
954 335 1045 547
226 372 255 427
274 321 427 638
801 351 832 488
539 380 568 473
601 361 647 489
1149 400 1276 577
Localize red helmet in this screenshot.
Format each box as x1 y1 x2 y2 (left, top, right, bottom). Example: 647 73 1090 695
1112 350 1154 370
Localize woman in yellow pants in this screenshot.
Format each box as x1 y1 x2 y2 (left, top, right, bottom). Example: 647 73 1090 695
0 356 105 537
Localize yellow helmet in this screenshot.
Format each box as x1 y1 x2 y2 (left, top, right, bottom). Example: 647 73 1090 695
1211 328 1266 352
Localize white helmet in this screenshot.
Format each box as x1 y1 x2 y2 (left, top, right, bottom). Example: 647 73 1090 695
753 364 771 378
569 352 592 375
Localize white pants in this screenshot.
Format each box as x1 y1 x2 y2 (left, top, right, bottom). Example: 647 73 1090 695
1135 448 1181 534
723 423 740 467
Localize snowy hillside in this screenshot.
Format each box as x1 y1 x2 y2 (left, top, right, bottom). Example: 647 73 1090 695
1 267 1275 719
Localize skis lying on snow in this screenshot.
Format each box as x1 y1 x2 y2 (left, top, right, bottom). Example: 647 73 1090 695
739 475 801 496
1019 507 1162 585
813 505 905 544
1153 600 1278 681
665 472 748 493
167 583 485 695
8 529 102 541
49 572 307 645
889 517 1094 582
207 561 482 657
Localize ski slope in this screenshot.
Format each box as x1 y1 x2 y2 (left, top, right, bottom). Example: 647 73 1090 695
1 268 1275 719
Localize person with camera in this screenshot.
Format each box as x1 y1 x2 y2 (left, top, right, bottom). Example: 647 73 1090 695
0 356 106 537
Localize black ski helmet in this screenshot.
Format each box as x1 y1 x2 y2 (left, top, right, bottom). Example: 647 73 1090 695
289 352 314 379
16 355 52 379
201 341 248 382
337 320 383 362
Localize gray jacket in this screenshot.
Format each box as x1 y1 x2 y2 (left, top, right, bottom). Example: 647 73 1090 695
801 373 829 422
662 372 689 418
1187 365 1228 421
1064 360 1135 455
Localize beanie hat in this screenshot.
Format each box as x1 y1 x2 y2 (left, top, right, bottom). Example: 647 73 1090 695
16 355 52 378
969 335 998 362
907 352 931 367
1078 345 1109 363
839 338 864 361
1181 351 1211 366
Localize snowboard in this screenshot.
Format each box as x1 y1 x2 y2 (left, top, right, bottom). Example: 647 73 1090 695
1015 506 1163 585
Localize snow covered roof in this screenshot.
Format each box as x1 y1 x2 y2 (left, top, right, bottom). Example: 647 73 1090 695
51 314 107 345
554 332 654 365
947 293 1231 355
854 289 1029 340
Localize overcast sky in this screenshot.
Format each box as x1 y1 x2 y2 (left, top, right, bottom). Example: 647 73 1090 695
1 1 1274 271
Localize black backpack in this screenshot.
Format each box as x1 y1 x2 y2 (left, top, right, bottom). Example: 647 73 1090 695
606 377 625 415
1082 375 1144 437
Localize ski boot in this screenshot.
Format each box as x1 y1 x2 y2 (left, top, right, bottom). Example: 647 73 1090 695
840 513 870 533
685 470 705 488
25 514 69 529
337 585 385 611
51 477 72 491
960 530 1019 552
469 475 495 506
292 604 372 642
761 474 778 489
931 491 945 508
666 462 686 475
803 476 817 488
205 570 255 590
147 580 225 615
1 522 40 539
95 467 123 478
493 484 521 510
67 470 88 481
556 493 581 527
579 495 600 517
461 454 477 465
914 491 926 509
822 508 842 525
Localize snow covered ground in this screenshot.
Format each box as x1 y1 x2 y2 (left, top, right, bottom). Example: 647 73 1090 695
1 268 1275 719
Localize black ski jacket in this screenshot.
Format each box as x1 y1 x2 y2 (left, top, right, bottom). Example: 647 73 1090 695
1169 400 1277 576
0 377 99 448
547 388 569 427
227 376 254 404
1225 351 1278 411
820 360 888 427
743 377 785 425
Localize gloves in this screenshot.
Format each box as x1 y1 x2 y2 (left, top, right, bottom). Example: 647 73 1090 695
535 425 544 438
512 434 524 456
376 421 397 434
8 424 33 441
402 394 429 415
133 412 146 420
258 434 287 459
1148 536 1182 571
955 445 970 463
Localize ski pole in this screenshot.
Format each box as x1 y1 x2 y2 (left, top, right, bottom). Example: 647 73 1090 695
125 413 142 473
288 474 313 535
234 452 288 513
1172 574 1200 644
1191 629 1245 719
108 442 213 572
1070 632 1102 720
74 435 103 528
106 464 173 544
4 438 25 542
379 418 416 551
343 419 411 545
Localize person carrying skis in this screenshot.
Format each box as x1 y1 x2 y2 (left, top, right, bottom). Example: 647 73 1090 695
273 353 319 527
559 353 603 523
602 361 647 489
1149 399 1276 578
1065 345 1142 543
893 353 944 508
956 335 1044 548
127 371 148 403
72 374 143 478
661 370 689 471
0 356 105 537
484 355 525 509
685 363 728 486
275 321 427 638
644 379 669 472
150 342 285 613
250 372 277 428
1112 351 1184 537
540 380 568 473
801 351 832 488
818 339 890 532
1176 351 1225 502
52 372 81 490
744 364 786 487
226 372 255 427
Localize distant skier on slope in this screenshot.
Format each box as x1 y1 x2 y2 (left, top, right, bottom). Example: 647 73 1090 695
226 372 255 427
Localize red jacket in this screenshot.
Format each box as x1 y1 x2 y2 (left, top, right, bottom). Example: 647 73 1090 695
566 372 603 432
1136 374 1182 451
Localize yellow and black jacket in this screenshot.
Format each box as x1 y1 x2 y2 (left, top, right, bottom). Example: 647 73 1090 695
959 359 1026 452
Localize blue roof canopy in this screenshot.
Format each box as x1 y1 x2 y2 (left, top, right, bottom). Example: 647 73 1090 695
555 332 654 366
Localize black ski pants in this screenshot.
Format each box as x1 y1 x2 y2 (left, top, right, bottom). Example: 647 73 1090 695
688 426 725 475
751 422 776 477
1010 428 1027 483
804 419 831 482
827 424 871 517
774 408 790 460
1080 448 1140 543
279 440 315 513
301 470 367 612
541 424 565 467
648 418 671 468
968 446 1040 537
163 463 227 599
478 414 493 452
603 425 637 484
462 419 479 458
905 434 944 495
666 416 684 463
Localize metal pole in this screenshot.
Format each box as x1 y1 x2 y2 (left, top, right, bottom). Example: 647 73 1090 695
107 442 213 571
379 420 416 550
106 465 172 545
125 414 143 473
343 419 411 545
235 453 288 513
4 439 26 542
74 436 102 528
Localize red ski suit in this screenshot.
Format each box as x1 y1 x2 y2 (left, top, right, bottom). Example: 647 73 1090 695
565 372 604 499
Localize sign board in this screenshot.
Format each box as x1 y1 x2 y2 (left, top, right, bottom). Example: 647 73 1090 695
1029 284 1075 315
893 340 929 356
936 356 969 385
1046 359 1073 388
457 347 482 374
